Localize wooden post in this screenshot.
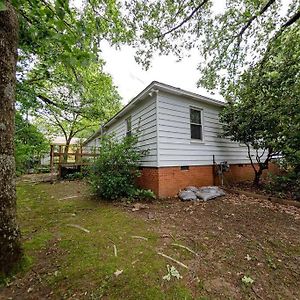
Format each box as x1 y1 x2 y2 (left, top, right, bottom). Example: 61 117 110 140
58 145 62 165
50 145 54 174
75 149 78 164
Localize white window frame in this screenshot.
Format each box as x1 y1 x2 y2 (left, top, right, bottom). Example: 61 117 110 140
125 115 132 137
190 106 204 142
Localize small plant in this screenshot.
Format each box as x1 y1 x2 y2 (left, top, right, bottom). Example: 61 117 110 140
266 256 277 270
162 265 182 281
266 171 300 200
130 189 156 201
241 275 254 285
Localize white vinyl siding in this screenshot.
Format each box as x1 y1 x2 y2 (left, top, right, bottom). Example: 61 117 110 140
84 137 100 150
105 95 158 167
157 91 256 166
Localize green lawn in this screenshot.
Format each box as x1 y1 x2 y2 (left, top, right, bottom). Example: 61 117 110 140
10 181 193 299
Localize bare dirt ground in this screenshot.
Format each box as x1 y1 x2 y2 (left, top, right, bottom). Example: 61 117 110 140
123 194 300 299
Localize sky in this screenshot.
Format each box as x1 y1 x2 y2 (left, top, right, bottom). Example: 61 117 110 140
70 0 224 104
100 42 223 105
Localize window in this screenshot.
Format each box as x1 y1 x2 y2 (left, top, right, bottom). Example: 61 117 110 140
190 108 203 140
126 116 132 136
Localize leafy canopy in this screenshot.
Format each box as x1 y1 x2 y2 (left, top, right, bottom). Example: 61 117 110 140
126 0 299 92
15 112 49 174
220 25 300 183
12 0 131 139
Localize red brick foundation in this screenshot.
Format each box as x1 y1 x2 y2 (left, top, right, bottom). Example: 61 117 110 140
136 163 279 198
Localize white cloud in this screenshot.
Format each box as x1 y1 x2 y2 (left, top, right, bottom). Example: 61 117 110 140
100 41 223 104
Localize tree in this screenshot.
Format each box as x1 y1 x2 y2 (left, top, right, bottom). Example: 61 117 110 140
220 25 300 185
15 112 49 174
220 97 279 186
127 0 299 91
0 0 128 274
34 63 121 162
0 1 23 276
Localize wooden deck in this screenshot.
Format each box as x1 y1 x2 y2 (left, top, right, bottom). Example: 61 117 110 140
49 145 99 177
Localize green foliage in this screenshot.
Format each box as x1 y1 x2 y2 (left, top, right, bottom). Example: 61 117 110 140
130 189 156 201
126 0 299 91
15 112 49 175
220 26 300 184
266 172 300 201
241 275 254 285
90 135 149 200
64 172 85 181
14 0 126 146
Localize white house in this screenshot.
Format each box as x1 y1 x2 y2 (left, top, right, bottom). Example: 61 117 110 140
84 81 273 197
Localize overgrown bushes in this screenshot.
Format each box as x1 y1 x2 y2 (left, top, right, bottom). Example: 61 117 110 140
89 134 155 201
266 170 300 201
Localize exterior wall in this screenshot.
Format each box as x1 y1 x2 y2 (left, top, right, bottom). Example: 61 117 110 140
84 136 99 150
156 91 260 167
105 95 158 167
136 167 159 196
137 163 279 198
84 95 158 167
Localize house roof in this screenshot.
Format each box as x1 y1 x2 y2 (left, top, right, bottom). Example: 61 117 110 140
83 81 225 145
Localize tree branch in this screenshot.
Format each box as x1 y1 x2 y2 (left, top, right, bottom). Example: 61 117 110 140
37 94 61 108
159 0 209 38
259 8 300 70
236 0 276 40
246 143 258 174
281 10 300 29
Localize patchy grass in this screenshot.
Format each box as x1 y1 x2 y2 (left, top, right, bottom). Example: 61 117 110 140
1 180 300 299
1 181 191 299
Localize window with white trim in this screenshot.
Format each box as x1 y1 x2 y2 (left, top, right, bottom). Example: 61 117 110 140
190 108 203 140
126 116 132 136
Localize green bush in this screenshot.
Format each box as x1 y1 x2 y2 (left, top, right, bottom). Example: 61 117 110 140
89 134 151 200
64 172 85 181
266 171 300 200
130 189 156 201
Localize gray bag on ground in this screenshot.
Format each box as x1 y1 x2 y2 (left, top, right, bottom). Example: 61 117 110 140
196 186 225 201
185 186 199 193
179 190 197 201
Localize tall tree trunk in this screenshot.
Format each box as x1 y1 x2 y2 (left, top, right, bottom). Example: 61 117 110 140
0 1 23 275
253 168 263 186
63 137 72 163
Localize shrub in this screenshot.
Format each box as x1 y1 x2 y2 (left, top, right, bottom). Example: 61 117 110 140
64 172 85 181
266 171 300 200
89 134 150 200
130 189 156 201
